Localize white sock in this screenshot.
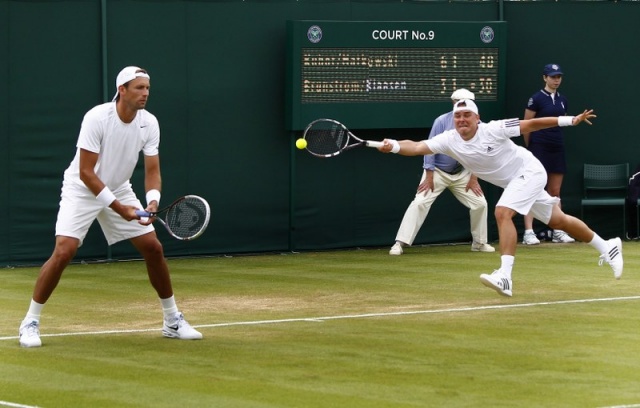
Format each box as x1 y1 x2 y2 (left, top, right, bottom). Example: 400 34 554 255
24 299 44 322
524 229 534 235
500 255 515 279
588 233 609 254
160 295 179 319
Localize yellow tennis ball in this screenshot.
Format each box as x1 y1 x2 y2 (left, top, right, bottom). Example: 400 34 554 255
296 138 307 150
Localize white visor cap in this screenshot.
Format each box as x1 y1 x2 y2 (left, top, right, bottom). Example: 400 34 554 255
453 99 479 115
112 66 150 101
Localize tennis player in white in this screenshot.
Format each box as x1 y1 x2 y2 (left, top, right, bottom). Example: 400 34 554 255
18 66 202 347
378 99 623 297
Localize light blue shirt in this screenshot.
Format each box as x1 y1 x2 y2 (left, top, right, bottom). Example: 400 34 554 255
423 111 460 173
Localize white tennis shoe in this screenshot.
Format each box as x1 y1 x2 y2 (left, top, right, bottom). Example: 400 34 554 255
598 237 623 279
19 319 42 348
162 312 203 340
389 242 403 256
522 231 540 245
552 230 575 243
471 242 496 252
479 270 513 297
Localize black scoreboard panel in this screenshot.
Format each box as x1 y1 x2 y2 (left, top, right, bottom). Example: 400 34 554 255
285 21 507 130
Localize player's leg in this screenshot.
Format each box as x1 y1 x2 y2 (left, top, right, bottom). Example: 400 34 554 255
130 232 203 340
545 205 593 242
494 205 519 256
544 204 622 279
479 165 546 297
478 205 517 297
19 235 80 348
100 186 202 340
98 186 169 295
32 236 80 303
20 186 98 348
131 232 173 297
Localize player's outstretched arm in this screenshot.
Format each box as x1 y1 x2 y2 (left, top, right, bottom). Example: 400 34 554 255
520 109 596 134
379 139 433 156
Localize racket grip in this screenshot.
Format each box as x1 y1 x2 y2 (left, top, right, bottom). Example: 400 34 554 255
365 141 384 148
135 210 151 217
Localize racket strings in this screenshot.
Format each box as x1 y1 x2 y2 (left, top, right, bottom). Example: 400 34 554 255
305 123 349 156
164 197 208 239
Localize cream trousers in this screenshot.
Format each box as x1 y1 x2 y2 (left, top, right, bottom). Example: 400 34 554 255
395 168 489 246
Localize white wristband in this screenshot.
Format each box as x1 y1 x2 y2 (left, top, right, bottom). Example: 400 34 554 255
558 116 574 127
146 189 161 206
390 139 401 154
96 187 116 207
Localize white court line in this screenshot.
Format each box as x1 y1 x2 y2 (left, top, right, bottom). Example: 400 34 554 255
598 405 640 408
1 295 639 341
0 401 41 408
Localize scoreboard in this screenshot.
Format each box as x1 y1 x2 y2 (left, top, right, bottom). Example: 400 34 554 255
285 21 507 130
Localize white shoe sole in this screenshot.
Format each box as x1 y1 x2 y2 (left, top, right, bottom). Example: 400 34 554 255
479 274 513 297
608 237 623 279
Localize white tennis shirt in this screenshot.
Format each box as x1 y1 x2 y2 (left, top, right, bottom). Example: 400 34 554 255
426 118 537 189
63 102 160 190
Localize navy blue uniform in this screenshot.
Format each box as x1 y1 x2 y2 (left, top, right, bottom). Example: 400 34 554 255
526 89 568 173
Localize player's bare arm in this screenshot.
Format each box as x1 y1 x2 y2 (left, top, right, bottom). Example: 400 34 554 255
143 154 162 212
379 139 433 156
520 109 596 134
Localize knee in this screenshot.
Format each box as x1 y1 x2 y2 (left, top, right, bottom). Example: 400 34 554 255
546 187 561 197
140 238 165 259
469 198 488 211
494 206 515 224
144 239 164 256
547 214 568 230
52 239 78 264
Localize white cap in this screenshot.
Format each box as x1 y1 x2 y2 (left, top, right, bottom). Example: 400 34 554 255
453 99 479 115
451 88 475 101
112 66 150 101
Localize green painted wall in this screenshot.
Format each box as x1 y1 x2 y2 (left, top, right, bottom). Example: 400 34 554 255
1 0 638 265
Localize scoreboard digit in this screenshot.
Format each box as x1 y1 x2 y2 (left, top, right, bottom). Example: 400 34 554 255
285 21 507 130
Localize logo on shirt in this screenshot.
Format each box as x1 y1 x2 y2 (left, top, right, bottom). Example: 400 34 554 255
486 146 493 153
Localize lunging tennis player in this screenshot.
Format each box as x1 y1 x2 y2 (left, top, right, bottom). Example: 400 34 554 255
378 99 622 297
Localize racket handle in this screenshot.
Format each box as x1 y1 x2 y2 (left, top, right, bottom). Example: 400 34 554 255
135 210 151 217
365 141 384 148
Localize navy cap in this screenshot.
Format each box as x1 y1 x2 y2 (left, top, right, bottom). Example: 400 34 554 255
543 63 563 76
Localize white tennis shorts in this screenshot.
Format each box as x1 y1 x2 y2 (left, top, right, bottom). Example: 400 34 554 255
496 161 560 225
55 181 155 247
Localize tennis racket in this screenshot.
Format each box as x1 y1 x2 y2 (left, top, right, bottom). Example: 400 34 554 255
302 118 384 158
135 195 211 241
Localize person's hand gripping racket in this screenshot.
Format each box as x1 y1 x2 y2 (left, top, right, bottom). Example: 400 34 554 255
135 195 211 241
